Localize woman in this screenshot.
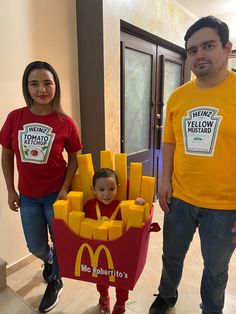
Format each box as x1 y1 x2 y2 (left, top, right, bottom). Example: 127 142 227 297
0 61 82 312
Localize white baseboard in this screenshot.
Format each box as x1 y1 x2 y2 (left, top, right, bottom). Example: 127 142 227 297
0 259 7 289
6 254 37 277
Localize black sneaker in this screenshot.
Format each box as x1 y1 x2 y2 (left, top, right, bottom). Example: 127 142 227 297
149 294 172 314
39 279 63 312
41 262 53 283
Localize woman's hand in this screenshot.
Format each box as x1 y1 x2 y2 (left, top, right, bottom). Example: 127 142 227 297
8 190 20 212
57 187 68 200
2 147 19 211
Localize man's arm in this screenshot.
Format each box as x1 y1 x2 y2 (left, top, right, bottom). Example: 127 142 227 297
232 221 236 244
1 147 20 211
158 143 175 213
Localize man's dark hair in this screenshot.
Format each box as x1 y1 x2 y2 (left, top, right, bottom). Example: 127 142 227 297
92 168 119 187
184 16 229 48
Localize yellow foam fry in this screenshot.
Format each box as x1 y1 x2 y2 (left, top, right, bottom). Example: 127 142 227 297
114 153 127 201
93 221 109 241
71 174 82 191
100 150 114 169
68 211 85 235
140 176 155 209
77 154 95 204
53 200 70 223
119 200 135 228
128 162 142 200
67 191 84 211
126 205 144 230
80 218 97 239
143 203 150 222
108 220 124 240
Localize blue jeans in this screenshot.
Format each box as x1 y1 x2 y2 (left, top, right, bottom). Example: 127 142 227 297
158 197 236 314
20 192 60 279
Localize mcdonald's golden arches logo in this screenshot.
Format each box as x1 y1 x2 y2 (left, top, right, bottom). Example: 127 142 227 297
75 243 115 282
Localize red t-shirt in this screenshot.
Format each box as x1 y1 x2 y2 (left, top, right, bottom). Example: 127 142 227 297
0 107 82 197
84 199 122 220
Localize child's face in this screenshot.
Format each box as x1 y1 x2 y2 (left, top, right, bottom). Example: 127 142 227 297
93 176 118 205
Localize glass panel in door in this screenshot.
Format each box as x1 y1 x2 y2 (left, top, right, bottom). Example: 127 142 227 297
162 59 182 124
124 48 152 155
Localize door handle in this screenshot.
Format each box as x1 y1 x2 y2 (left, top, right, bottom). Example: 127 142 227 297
155 125 163 130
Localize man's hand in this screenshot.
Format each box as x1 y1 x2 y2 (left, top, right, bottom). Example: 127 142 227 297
158 180 172 213
232 221 236 244
158 143 175 213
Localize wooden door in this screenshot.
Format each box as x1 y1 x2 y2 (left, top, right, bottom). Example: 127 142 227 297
120 32 156 176
154 46 185 194
121 33 186 197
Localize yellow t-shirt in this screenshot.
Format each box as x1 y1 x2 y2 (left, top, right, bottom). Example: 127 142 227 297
163 71 236 210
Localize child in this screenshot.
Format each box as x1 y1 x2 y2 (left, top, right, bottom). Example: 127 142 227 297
84 168 145 314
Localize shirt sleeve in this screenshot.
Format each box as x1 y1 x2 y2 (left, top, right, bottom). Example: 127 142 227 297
162 96 176 144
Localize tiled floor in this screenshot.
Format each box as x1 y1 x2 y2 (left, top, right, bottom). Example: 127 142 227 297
1 202 236 313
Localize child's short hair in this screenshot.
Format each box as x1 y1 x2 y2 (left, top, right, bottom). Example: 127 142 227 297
92 168 119 187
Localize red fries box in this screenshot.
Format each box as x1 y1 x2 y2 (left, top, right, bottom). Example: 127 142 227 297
52 206 160 290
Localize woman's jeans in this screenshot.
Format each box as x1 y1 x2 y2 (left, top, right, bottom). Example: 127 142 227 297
159 197 236 314
20 192 60 280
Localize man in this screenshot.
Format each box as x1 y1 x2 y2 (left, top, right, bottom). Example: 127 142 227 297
149 16 236 314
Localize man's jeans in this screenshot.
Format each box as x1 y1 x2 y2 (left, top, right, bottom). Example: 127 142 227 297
20 192 60 279
159 197 236 314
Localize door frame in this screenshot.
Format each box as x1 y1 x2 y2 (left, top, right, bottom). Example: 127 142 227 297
120 32 157 176
120 20 190 197
121 20 186 56
154 47 186 195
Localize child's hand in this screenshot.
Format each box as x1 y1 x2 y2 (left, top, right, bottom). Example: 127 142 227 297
135 197 145 205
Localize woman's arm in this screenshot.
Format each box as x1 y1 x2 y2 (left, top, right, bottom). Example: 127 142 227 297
57 152 78 200
1 147 20 211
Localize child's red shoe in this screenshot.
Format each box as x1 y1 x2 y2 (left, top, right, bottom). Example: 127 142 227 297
99 296 111 314
112 303 125 314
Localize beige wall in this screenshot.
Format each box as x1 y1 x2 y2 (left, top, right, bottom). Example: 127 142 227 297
0 0 194 267
0 0 80 266
103 0 194 152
